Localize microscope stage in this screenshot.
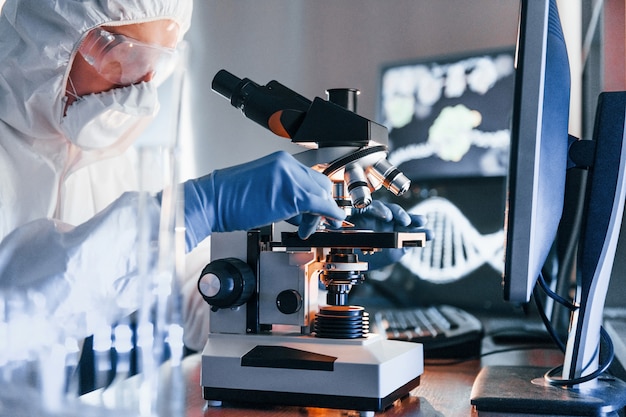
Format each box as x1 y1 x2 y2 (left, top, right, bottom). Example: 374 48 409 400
200 332 423 412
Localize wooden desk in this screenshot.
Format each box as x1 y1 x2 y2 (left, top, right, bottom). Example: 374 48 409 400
179 333 564 417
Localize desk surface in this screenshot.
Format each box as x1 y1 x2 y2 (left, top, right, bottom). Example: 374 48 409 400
179 321 565 417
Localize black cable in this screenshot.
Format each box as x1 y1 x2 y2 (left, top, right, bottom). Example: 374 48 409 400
424 344 561 367
534 273 616 387
533 278 567 353
537 272 577 310
426 274 616 382
424 331 614 387
543 327 615 386
556 169 587 300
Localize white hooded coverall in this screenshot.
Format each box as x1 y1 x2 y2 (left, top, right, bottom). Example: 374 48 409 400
0 0 211 351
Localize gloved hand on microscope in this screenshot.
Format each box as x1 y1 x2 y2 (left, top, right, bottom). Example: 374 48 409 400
179 150 432 350
182 150 347 249
344 200 432 270
183 150 430 251
183 150 430 263
181 154 430 350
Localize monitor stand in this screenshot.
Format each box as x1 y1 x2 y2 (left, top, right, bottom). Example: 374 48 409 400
471 365 626 417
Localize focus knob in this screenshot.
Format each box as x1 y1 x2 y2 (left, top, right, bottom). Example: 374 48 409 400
276 290 303 315
197 258 255 309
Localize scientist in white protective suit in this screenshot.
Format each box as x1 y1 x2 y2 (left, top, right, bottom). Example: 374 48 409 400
0 0 426 354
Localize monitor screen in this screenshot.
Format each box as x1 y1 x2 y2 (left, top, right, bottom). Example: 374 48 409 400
503 0 570 303
378 48 516 183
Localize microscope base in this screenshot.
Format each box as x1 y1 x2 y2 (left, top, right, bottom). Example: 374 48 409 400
200 332 423 412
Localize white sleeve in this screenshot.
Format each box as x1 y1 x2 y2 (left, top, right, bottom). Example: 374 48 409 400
180 237 212 352
0 192 160 341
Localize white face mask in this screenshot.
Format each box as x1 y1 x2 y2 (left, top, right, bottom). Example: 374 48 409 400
61 81 159 151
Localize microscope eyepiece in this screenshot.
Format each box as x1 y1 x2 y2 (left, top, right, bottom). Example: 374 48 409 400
211 69 312 137
211 69 243 103
326 88 360 112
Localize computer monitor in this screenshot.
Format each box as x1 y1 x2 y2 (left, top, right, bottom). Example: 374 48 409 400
471 0 626 415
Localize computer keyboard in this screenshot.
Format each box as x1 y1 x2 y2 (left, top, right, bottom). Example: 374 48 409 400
371 304 484 359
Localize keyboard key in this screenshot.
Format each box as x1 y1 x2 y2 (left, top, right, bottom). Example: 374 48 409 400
372 305 484 359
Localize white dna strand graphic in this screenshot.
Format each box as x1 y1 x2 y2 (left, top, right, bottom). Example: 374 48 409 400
400 196 505 283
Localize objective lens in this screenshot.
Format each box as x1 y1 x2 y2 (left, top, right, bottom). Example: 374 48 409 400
332 180 352 210
368 158 411 196
326 284 352 306
344 164 372 209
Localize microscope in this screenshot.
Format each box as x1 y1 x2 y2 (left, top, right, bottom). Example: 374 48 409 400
197 70 426 414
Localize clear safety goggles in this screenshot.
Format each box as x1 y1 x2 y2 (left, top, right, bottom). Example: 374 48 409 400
78 28 177 86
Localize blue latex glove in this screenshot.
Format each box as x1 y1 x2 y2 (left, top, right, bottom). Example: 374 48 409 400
182 151 346 250
346 200 432 270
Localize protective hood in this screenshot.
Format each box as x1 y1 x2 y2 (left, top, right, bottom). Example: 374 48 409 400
0 0 192 237
0 0 192 143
